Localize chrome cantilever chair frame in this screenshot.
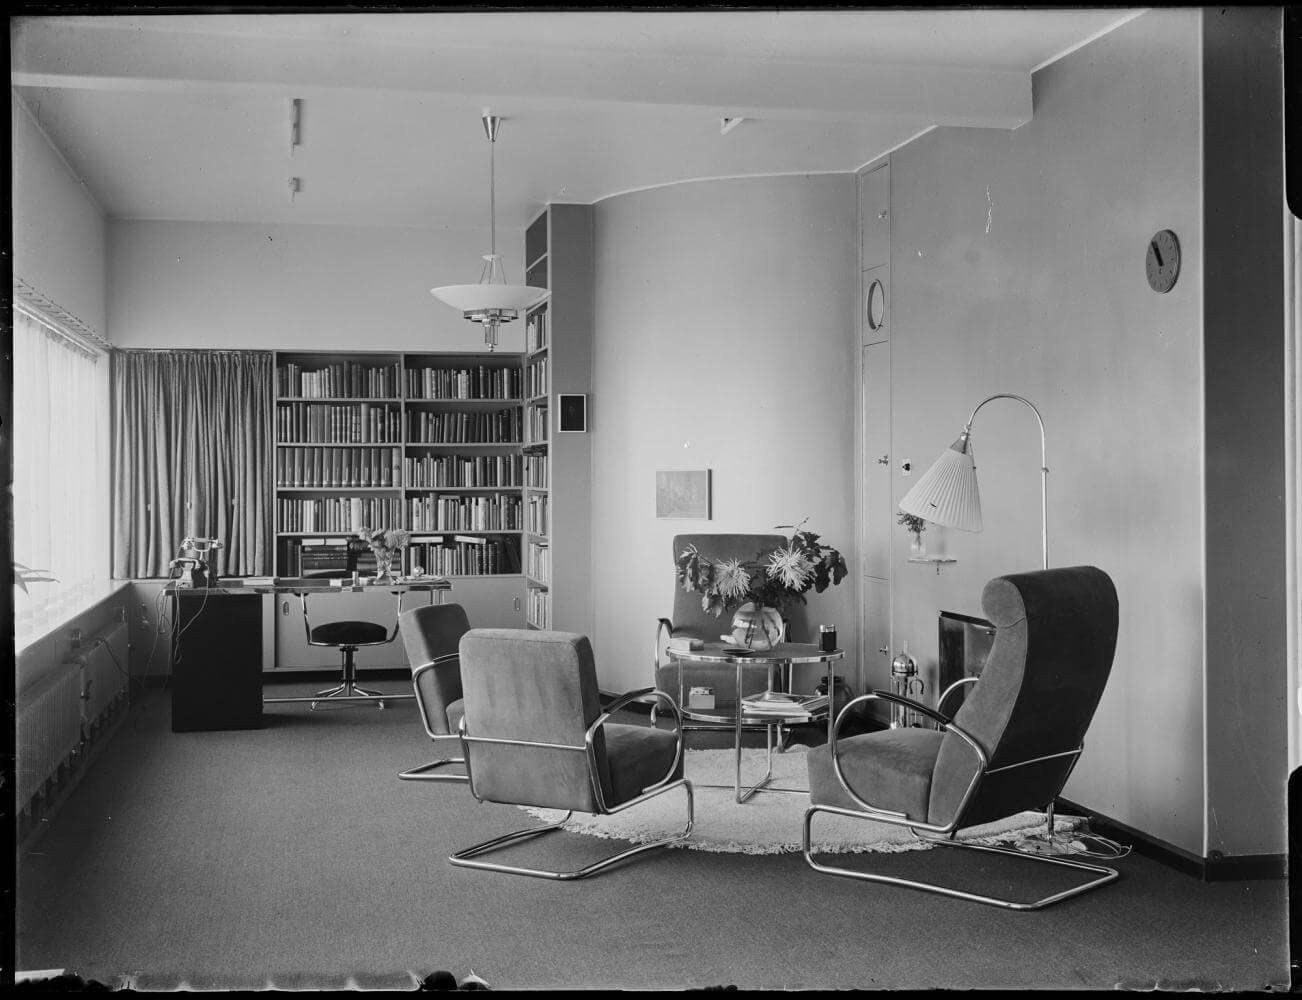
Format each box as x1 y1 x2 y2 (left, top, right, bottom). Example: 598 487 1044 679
450 687 695 880
802 691 1119 911
398 651 467 782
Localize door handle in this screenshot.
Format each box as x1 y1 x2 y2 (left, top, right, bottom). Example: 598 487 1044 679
514 596 521 612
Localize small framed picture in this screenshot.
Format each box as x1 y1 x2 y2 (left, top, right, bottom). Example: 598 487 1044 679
656 469 711 519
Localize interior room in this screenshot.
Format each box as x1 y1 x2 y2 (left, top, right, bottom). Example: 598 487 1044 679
8 7 1294 991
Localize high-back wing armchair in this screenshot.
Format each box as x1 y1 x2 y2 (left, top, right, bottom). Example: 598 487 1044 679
656 533 788 710
804 566 1120 909
397 603 471 782
450 628 693 880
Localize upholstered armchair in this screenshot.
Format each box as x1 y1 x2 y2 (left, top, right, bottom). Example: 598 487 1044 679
803 566 1121 910
397 603 472 782
450 629 693 880
655 533 790 718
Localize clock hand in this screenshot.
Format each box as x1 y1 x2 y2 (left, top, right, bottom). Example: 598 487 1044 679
1151 242 1164 267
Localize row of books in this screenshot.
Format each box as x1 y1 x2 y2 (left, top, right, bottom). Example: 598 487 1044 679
527 404 549 444
526 311 549 354
526 541 550 583
277 447 400 488
403 454 523 489
277 497 403 534
524 455 548 489
527 587 551 629
405 366 522 400
408 495 523 532
276 403 402 444
406 536 520 577
406 408 522 444
525 357 548 398
289 537 375 577
526 495 549 536
278 362 400 400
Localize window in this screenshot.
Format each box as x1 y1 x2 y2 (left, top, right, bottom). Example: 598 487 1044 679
11 305 111 647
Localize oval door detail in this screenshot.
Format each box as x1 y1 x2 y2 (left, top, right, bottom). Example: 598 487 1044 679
865 278 887 332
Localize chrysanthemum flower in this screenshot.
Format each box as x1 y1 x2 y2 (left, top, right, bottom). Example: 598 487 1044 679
767 546 814 591
712 558 752 602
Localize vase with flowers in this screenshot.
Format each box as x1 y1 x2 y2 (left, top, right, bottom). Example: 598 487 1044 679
897 511 927 558
357 526 411 583
674 519 849 651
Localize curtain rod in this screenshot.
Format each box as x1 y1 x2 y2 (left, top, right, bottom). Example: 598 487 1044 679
13 282 112 354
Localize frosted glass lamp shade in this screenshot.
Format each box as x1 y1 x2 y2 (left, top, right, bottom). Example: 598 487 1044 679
429 283 549 315
898 434 984 532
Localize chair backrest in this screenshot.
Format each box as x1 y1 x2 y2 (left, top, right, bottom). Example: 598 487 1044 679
670 534 787 639
927 566 1119 828
457 629 610 812
399 603 471 736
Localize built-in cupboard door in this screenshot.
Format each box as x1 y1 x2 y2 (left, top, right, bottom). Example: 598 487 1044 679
862 341 891 580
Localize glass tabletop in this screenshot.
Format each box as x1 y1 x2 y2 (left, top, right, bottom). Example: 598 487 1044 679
667 641 843 666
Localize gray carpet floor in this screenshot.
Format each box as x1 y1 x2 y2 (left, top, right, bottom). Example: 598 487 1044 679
16 684 1289 991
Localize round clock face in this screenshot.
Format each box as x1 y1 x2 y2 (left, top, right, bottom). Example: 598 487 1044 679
1146 229 1180 293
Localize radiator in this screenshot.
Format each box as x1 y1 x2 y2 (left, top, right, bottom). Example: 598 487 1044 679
72 620 130 731
16 619 130 814
16 668 83 813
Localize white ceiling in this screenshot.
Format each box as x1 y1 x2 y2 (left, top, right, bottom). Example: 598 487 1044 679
11 9 1142 230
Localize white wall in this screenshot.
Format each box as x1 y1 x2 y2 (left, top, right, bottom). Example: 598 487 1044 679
887 9 1207 855
107 220 527 351
589 174 859 693
11 90 108 338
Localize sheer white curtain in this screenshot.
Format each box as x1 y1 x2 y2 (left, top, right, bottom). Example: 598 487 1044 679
12 305 111 647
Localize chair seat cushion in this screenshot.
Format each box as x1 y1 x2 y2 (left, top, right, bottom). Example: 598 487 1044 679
311 620 388 646
806 728 945 823
600 722 683 808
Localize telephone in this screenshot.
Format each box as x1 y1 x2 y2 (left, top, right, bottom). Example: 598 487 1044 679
169 537 223 588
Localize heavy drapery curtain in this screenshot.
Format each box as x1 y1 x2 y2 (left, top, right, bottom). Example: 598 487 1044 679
12 305 111 646
112 351 273 578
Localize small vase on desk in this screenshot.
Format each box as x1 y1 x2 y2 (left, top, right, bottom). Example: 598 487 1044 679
909 531 927 559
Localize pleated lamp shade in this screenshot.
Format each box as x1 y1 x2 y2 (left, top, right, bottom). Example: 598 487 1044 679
898 433 984 532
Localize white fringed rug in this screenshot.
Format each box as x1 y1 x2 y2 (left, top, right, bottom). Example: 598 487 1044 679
523 746 1079 855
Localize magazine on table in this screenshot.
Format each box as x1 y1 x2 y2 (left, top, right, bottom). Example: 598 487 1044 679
740 691 829 716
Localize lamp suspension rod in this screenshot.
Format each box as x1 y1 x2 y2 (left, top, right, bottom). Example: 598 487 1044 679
965 393 1049 570
483 113 500 258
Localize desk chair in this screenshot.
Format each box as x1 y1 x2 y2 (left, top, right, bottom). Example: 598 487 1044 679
803 566 1120 910
261 586 411 710
398 602 471 782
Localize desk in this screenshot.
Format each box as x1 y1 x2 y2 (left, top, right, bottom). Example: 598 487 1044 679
170 578 451 731
668 642 844 803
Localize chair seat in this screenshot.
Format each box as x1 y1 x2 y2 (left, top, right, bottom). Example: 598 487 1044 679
601 722 683 809
311 620 388 647
806 727 945 823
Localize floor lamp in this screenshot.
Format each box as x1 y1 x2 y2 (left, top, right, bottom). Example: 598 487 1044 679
897 393 1070 855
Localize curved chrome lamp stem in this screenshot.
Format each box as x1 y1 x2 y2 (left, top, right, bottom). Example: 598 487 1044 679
964 393 1049 571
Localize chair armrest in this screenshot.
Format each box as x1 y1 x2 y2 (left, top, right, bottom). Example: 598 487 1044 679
825 692 989 833
586 687 685 810
411 652 462 737
936 677 979 720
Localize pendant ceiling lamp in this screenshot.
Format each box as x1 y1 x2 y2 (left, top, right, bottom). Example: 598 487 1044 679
430 113 549 351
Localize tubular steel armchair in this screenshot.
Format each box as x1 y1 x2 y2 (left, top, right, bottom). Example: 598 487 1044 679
451 628 693 880
803 566 1121 910
656 533 790 726
397 603 472 783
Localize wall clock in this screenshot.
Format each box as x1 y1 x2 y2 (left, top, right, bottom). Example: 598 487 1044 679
1145 229 1181 293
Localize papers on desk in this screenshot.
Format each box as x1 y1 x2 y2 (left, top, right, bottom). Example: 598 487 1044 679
740 691 829 719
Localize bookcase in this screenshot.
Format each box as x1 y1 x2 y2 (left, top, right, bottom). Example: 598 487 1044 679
272 350 526 660
522 204 593 634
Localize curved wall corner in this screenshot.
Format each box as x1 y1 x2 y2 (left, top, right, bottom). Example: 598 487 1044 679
589 174 858 692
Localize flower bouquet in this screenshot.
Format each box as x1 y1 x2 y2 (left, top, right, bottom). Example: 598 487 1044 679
674 519 848 649
357 526 411 582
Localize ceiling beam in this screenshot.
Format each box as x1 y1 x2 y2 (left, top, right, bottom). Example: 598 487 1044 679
12 19 1033 129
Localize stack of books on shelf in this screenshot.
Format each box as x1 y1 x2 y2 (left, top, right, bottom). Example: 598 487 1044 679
739 691 829 720
405 365 522 400
526 311 548 353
